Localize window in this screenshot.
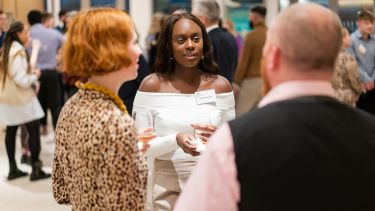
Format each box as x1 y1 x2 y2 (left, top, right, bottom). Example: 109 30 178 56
61 0 81 11
91 0 116 7
299 0 329 7
154 0 192 14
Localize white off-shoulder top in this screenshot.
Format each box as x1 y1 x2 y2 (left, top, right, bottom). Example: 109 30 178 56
133 90 235 161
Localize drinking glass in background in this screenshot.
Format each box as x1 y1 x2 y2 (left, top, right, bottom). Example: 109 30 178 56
133 111 156 151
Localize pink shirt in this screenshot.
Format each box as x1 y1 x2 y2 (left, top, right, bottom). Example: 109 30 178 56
174 81 334 211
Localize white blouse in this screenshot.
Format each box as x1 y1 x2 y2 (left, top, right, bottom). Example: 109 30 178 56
133 90 235 161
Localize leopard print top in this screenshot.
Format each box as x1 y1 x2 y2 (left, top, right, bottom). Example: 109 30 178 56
332 49 362 107
52 89 147 211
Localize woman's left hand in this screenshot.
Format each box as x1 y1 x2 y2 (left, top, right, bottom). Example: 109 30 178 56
137 127 156 154
191 124 217 144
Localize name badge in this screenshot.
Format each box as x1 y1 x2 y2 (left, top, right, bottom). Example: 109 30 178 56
358 44 367 55
195 89 216 105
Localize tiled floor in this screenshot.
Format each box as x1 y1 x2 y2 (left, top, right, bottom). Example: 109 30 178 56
0 124 70 211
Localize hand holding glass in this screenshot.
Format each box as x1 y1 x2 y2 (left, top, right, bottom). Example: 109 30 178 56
193 115 213 144
133 111 156 151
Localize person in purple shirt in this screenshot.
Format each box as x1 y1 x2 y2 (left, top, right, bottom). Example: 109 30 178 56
27 10 64 133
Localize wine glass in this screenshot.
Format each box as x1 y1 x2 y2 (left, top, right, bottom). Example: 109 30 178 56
192 114 214 152
133 111 155 150
193 115 212 142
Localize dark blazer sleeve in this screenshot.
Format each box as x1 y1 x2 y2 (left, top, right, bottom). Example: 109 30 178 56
208 28 238 83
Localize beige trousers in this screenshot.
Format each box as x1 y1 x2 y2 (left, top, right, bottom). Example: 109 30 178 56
151 159 197 211
236 77 263 116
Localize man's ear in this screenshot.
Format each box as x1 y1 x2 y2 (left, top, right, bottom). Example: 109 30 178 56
267 46 281 72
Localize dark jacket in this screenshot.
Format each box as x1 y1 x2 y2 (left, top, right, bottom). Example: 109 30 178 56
234 22 267 84
230 96 375 211
118 55 151 114
208 27 238 83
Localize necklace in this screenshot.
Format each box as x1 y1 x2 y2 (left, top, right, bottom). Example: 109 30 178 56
75 81 128 114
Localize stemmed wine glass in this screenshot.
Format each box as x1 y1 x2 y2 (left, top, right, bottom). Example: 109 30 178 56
192 114 214 153
193 115 212 143
133 111 156 151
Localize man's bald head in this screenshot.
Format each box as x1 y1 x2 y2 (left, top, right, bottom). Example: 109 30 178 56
269 3 342 72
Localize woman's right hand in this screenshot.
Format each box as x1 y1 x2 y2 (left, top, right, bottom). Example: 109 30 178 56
191 124 216 144
176 133 200 156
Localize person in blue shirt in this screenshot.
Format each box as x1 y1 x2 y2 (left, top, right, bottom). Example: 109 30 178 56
348 10 375 114
27 10 65 131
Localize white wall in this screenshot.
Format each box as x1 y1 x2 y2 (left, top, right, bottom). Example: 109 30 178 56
45 0 149 52
51 0 61 27
116 0 126 10
265 0 279 26
130 0 152 52
80 0 91 9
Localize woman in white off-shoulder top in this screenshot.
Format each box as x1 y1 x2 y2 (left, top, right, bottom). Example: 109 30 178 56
133 13 235 210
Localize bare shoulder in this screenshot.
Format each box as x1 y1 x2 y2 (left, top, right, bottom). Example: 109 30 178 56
205 75 233 94
138 73 164 92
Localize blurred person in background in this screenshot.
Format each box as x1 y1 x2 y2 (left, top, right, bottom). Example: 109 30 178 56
53 8 148 210
41 12 54 29
222 19 243 58
60 11 80 99
133 13 235 210
27 10 64 134
348 10 375 114
118 18 151 114
8 12 52 166
233 4 267 116
146 12 165 68
192 0 238 83
55 10 67 34
176 3 375 211
0 21 50 181
65 10 78 29
332 27 362 106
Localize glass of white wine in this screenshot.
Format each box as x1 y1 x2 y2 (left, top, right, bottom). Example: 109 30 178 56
133 111 156 151
193 115 212 143
192 115 214 154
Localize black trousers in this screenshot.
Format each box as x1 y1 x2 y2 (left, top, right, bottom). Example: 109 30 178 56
5 120 41 163
357 89 375 115
38 70 62 129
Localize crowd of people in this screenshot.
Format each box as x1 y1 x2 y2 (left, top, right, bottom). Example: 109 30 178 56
0 0 375 210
